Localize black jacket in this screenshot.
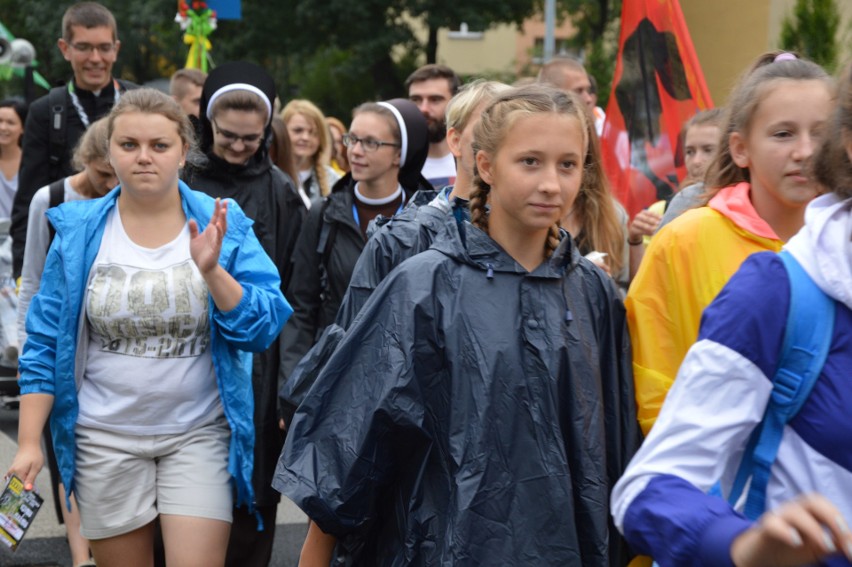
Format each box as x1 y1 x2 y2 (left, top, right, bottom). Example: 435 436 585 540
11 79 135 278
279 174 428 381
279 188 458 411
183 94 306 506
275 222 639 565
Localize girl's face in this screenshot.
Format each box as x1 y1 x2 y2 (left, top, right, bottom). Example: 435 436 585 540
731 79 831 211
85 159 117 197
109 111 187 199
211 108 266 165
477 112 584 239
287 113 320 166
347 112 400 185
0 107 23 148
684 123 719 181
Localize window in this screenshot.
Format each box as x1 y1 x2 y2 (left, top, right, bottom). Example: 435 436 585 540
531 38 576 64
448 22 484 40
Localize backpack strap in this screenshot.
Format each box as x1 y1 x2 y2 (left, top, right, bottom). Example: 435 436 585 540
315 199 338 302
727 250 836 519
46 178 66 247
47 87 68 182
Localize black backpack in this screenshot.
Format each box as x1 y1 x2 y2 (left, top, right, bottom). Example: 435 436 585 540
45 178 65 246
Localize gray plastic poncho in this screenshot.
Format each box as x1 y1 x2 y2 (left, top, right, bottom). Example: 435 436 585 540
274 221 639 565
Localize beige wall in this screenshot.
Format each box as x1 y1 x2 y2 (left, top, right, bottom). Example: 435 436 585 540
435 24 517 75
414 16 578 78
680 0 772 105
413 0 851 96
514 17 580 75
681 0 852 105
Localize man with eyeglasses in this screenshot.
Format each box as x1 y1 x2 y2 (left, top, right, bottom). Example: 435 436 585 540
11 1 136 281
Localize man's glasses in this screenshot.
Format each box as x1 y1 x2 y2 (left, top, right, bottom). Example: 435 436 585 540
69 42 117 55
342 133 400 153
212 119 264 147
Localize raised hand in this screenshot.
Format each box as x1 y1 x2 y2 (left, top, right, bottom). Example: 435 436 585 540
189 198 228 274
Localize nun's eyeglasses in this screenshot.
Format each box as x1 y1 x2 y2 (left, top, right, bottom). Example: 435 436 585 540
212 119 263 147
342 133 400 152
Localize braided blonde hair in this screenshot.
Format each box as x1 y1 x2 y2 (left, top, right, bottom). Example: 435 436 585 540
470 84 590 259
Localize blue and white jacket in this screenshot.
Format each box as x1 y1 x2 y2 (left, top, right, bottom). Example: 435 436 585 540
612 193 852 567
18 181 292 511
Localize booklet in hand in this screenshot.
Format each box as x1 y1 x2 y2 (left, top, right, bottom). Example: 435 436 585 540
0 475 43 551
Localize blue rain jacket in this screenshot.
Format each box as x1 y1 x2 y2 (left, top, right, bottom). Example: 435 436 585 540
19 181 291 511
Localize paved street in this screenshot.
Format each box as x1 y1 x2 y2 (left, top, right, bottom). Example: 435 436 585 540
0 403 308 567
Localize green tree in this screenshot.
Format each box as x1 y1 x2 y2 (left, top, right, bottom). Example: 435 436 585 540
552 0 622 106
0 0 184 93
409 0 539 64
780 0 841 72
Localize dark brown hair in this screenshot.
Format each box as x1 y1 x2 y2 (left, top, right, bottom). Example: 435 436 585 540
62 2 117 42
405 64 461 95
0 99 26 150
269 115 299 184
210 90 269 123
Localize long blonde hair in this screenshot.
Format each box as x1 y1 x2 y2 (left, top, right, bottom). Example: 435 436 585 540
281 99 333 196
571 116 626 276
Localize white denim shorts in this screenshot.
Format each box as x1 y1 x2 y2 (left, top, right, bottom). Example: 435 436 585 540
74 417 232 540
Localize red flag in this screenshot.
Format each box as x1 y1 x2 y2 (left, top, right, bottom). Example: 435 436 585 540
600 0 713 219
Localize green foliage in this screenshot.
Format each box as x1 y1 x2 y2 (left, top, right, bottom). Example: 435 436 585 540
1 0 628 118
543 0 621 106
552 0 621 47
0 0 184 94
584 31 618 107
780 0 841 72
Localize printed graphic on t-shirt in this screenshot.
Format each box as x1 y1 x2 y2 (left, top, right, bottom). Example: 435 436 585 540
87 260 209 358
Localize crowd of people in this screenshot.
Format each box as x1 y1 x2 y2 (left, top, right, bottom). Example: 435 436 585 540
1 2 851 567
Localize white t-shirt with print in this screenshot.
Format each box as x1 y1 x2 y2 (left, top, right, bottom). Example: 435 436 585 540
77 207 223 435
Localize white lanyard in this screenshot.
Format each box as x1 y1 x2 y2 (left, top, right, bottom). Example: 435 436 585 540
67 79 121 128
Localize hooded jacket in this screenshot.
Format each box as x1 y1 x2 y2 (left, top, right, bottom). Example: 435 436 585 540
18 182 291 511
612 194 852 567
182 62 305 506
275 221 639 566
625 182 783 435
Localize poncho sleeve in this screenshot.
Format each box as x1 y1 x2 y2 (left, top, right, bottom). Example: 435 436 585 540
273 260 438 538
